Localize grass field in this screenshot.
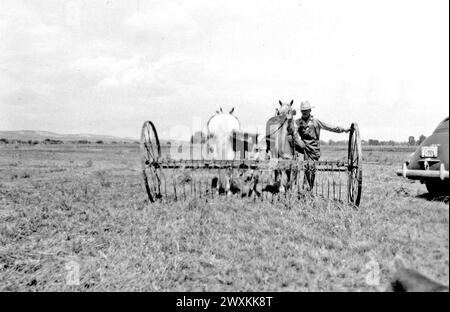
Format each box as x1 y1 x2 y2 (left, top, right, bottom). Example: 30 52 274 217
0 144 448 291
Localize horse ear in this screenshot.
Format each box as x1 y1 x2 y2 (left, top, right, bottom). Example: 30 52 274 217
279 100 282 106
216 110 220 114
220 107 223 113
290 99 294 105
229 107 234 114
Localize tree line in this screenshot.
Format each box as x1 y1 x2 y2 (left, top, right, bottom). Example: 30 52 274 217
362 135 426 146
0 138 139 145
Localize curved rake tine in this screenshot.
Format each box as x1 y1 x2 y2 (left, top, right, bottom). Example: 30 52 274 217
260 169 264 202
217 166 221 197
210 176 214 199
200 137 203 160
339 177 342 202
321 177 324 198
315 176 318 196
330 168 333 201
163 177 167 202
331 163 334 200
327 178 330 199
201 179 205 199
194 177 197 199
333 179 336 200
173 179 177 201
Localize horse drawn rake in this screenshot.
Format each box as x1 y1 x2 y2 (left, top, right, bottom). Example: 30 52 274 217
140 121 362 206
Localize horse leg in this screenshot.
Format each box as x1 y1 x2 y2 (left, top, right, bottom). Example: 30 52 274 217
248 173 261 197
217 170 226 194
277 169 287 194
211 176 219 194
285 169 293 191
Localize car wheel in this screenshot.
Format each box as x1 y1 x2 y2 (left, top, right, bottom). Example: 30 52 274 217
425 180 448 195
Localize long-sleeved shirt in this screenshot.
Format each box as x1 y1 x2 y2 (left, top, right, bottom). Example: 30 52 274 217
291 115 346 160
295 115 345 141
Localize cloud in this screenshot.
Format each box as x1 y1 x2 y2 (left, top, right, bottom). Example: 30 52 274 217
71 53 205 99
125 1 198 38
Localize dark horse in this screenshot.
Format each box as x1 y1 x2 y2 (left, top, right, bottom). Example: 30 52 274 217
265 100 298 192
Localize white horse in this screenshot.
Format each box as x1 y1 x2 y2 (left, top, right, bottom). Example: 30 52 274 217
206 107 240 160
206 107 241 195
206 108 265 197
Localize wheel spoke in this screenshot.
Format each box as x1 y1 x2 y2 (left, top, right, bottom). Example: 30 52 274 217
145 125 155 161
144 142 154 163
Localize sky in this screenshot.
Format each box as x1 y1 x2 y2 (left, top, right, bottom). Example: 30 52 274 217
0 0 448 142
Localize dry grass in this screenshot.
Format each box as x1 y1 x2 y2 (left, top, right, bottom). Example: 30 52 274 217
0 144 448 291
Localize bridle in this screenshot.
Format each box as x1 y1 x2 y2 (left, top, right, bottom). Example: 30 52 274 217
265 116 288 139
265 108 295 139
265 108 296 156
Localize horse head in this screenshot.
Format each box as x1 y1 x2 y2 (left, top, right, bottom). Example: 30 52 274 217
277 100 296 118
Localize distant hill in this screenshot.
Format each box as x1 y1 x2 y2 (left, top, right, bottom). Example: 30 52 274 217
0 130 139 143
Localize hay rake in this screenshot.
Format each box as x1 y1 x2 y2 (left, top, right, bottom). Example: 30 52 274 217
140 121 362 206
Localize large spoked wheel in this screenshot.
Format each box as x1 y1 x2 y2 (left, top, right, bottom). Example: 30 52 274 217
141 121 162 202
347 122 362 206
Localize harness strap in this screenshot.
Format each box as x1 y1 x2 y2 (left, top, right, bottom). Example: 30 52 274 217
265 116 288 139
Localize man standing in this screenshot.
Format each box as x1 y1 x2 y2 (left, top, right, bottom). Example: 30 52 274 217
287 101 351 189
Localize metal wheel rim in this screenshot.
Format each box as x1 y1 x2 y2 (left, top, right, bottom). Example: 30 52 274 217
348 123 361 168
141 121 161 166
140 121 162 202
347 123 362 206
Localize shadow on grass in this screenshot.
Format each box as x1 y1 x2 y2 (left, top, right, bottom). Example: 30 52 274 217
416 193 449 203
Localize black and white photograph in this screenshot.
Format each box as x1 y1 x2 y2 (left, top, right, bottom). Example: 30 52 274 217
0 0 448 294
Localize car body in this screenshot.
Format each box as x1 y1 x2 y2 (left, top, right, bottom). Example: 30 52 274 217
396 117 449 194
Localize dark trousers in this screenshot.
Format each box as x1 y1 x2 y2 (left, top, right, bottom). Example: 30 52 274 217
287 135 319 190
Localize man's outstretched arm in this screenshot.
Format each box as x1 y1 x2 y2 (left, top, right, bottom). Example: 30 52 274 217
315 119 350 133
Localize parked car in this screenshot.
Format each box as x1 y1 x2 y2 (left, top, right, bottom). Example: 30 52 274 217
396 117 449 194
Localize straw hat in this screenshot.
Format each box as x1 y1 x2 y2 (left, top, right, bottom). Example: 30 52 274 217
300 101 314 111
